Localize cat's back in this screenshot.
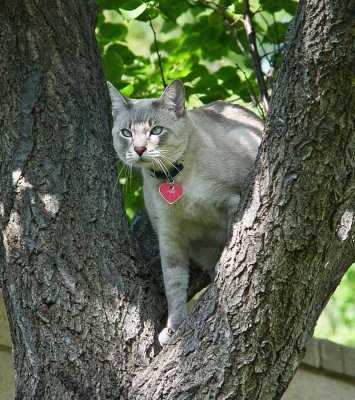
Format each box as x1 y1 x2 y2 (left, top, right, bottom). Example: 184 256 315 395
189 100 263 137
187 100 263 168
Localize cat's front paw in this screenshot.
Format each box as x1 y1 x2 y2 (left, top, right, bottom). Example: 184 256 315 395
159 327 176 346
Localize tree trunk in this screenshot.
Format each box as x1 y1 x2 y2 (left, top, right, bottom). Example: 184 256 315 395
0 1 354 400
132 0 355 398
0 1 165 398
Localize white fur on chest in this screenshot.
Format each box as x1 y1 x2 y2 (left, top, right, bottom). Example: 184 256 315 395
144 172 231 243
176 174 228 219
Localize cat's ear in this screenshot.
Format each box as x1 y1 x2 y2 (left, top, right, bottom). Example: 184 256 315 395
107 81 130 117
159 80 185 117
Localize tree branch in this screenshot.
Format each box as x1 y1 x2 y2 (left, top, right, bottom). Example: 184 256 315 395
235 63 264 117
190 0 269 113
131 0 355 397
243 0 269 113
149 18 167 88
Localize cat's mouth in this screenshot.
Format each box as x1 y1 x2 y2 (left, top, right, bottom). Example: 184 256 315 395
128 157 179 179
126 149 182 176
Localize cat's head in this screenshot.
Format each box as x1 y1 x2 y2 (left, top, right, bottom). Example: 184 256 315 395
107 80 188 171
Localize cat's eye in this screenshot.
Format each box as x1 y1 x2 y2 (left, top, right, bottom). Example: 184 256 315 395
151 126 164 135
121 128 132 138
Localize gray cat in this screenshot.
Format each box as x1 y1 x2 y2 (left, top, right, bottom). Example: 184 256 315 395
108 80 263 346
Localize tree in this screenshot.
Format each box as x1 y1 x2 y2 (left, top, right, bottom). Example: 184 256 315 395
0 0 354 399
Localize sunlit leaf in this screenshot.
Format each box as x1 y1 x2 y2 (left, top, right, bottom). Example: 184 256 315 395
120 83 134 96
119 3 147 20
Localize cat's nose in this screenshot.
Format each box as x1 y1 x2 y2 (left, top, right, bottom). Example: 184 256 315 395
134 146 146 156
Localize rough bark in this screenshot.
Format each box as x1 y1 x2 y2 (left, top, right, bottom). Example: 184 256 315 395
0 1 164 398
131 0 355 398
0 0 354 400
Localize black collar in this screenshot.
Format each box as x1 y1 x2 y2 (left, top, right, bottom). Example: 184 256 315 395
150 162 184 181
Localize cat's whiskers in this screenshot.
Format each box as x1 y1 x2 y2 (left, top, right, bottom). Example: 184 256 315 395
153 157 171 181
157 150 184 164
152 158 159 174
157 153 176 162
151 159 159 176
156 150 176 159
112 161 127 201
124 164 132 195
129 164 133 193
106 159 121 174
116 159 134 195
158 155 185 178
152 158 167 180
117 161 129 179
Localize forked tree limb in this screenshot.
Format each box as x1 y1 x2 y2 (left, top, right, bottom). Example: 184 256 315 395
130 0 354 397
191 0 270 114
1 1 354 399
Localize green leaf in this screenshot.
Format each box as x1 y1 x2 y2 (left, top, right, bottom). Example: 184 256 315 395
103 51 124 83
119 3 147 20
208 12 224 28
217 66 240 85
120 84 134 96
233 1 245 14
118 168 144 223
135 7 160 22
259 0 281 13
266 21 289 44
98 22 128 40
283 0 299 15
97 0 118 10
159 0 190 22
119 0 142 10
260 0 296 13
106 43 136 64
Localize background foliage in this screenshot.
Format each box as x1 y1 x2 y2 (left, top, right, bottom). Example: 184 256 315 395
95 0 354 346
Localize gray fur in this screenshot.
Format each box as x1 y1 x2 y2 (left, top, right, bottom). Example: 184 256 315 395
107 80 263 346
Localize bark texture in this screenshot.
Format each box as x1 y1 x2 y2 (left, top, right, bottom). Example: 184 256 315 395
0 0 354 399
0 1 165 398
131 0 355 398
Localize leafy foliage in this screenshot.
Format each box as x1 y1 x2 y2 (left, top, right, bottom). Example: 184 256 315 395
96 0 295 105
96 0 294 220
95 0 354 347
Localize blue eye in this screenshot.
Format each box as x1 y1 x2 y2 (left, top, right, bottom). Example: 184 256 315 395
121 128 132 138
151 126 164 135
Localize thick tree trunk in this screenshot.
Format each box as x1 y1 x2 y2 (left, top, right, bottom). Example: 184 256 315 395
0 1 164 398
0 0 354 400
131 0 355 398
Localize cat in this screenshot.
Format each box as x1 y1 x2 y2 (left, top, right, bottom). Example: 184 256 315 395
107 80 263 346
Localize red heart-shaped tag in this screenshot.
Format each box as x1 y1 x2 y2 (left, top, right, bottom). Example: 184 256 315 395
159 183 184 204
